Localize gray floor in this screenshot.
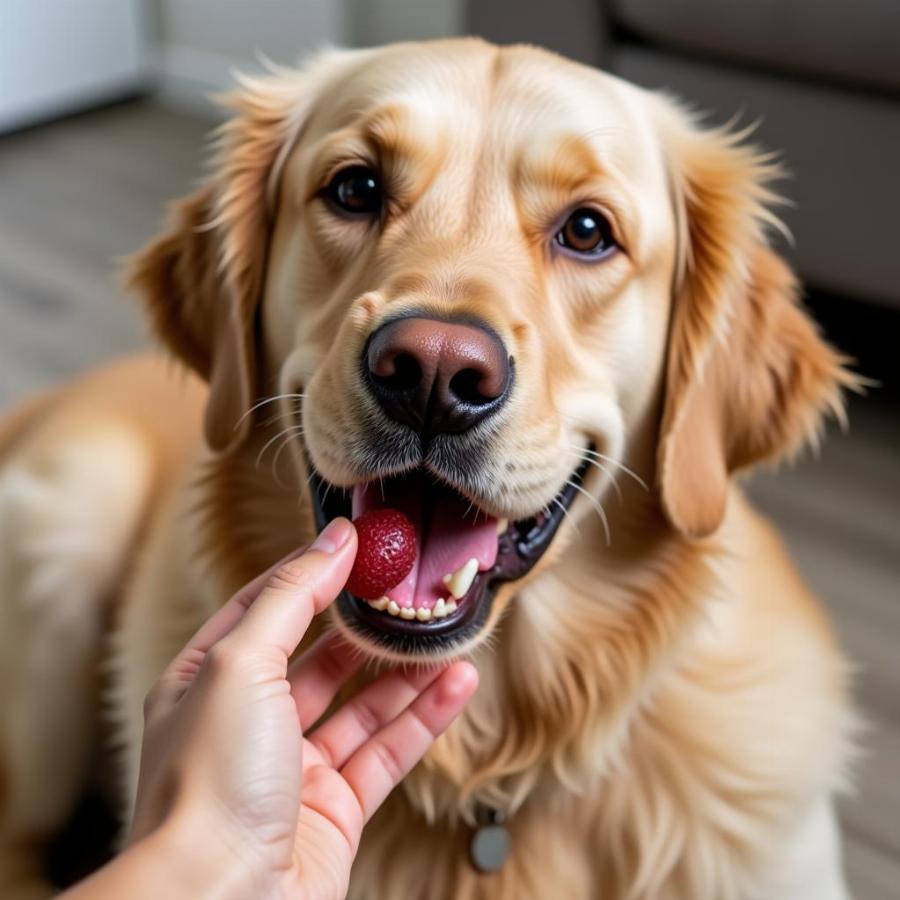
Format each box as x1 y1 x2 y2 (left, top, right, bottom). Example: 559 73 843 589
0 100 898 898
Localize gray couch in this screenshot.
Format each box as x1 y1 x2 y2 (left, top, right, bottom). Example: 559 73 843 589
469 0 900 309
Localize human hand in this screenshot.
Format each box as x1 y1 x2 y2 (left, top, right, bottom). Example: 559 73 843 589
129 517 478 900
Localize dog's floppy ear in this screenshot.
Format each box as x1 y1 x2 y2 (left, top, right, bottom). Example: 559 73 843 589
654 101 857 538
126 182 257 452
126 53 351 452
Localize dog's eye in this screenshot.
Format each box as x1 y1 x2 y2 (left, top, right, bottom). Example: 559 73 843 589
325 166 382 215
555 208 616 257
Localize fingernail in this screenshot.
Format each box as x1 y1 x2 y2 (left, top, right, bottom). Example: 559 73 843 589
309 517 352 554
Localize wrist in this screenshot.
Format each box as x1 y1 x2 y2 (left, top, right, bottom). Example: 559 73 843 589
147 803 274 900
63 807 272 900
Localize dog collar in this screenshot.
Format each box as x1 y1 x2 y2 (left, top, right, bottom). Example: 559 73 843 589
469 805 511 873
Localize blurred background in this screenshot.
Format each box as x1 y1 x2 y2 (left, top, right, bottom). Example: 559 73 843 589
0 1 897 896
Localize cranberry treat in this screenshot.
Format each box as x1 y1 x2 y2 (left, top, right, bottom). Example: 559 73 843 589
346 509 417 600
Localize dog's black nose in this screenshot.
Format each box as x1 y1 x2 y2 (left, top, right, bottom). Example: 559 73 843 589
364 316 512 437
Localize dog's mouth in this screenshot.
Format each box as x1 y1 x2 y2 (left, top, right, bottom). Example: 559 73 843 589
310 452 591 655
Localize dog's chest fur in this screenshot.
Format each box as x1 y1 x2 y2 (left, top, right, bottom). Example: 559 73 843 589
109 448 851 899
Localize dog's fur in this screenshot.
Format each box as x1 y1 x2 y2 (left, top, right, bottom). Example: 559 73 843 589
0 39 858 899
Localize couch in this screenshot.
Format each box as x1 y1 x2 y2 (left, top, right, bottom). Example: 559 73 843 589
468 0 900 310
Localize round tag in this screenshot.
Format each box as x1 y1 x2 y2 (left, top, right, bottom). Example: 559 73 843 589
469 823 511 873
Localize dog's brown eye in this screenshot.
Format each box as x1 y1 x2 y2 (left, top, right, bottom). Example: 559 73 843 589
555 208 616 257
325 166 382 215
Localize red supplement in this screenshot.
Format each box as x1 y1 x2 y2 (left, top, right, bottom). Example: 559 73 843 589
346 509 417 600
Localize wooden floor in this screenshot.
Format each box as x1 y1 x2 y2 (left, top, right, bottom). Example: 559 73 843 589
1 100 898 898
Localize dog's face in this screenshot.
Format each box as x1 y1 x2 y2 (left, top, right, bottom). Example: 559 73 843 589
131 40 849 662
264 43 674 658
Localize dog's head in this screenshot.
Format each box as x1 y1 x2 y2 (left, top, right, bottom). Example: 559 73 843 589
130 39 851 662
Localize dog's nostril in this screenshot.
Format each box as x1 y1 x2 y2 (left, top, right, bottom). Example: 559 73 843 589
373 352 421 392
364 316 512 436
448 368 493 406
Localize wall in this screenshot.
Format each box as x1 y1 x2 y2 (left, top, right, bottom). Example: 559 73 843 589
343 0 462 46
0 0 146 132
152 0 462 114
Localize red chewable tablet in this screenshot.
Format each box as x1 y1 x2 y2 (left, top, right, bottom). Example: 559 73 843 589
346 509 417 600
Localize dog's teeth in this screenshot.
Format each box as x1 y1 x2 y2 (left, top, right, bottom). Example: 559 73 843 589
445 599 458 614
433 598 447 619
387 600 401 617
368 596 389 611
441 573 452 586
445 558 478 599
399 606 416 620
415 607 432 621
496 518 509 535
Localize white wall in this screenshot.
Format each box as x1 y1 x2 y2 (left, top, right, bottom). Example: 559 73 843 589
152 0 463 115
0 0 147 132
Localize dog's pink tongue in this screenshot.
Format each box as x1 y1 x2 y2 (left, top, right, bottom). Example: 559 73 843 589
351 481 497 610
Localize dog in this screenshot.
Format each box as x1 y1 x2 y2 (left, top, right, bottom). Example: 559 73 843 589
0 38 858 899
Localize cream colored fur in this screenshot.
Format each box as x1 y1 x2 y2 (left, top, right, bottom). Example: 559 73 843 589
0 40 856 899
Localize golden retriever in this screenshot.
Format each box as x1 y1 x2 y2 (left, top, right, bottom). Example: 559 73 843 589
0 38 858 899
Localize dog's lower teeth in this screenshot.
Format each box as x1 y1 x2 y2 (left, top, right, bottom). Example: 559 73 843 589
365 596 459 620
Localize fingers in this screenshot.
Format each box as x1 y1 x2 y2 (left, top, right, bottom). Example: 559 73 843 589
306 664 446 765
172 546 306 660
339 662 478 823
287 630 365 729
163 527 331 665
148 518 355 714
227 518 356 659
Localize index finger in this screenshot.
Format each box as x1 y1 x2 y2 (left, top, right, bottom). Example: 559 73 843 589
229 517 356 658
179 544 309 658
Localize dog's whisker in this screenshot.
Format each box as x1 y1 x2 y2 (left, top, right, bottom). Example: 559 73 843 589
271 428 304 482
256 425 304 470
602 465 624 505
236 392 306 430
269 448 292 490
560 445 649 493
581 448 648 492
564 449 624 504
564 451 624 505
566 478 611 546
261 407 303 428
552 495 580 537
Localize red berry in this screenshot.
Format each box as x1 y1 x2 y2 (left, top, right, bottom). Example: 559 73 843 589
346 509 417 600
